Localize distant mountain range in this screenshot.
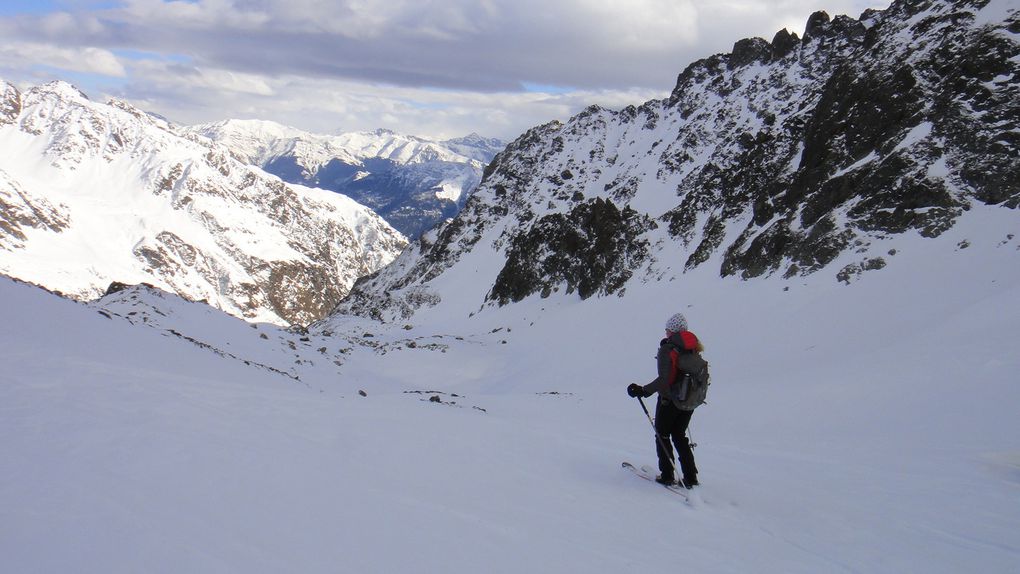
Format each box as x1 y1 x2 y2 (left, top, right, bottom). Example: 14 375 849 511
0 80 408 326
187 120 505 238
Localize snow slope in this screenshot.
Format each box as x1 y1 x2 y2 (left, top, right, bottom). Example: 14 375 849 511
2 199 1019 572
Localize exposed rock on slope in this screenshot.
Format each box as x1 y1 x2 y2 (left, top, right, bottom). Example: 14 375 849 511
336 0 1019 321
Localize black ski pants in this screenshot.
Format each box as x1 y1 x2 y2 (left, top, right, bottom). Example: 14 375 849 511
654 398 698 481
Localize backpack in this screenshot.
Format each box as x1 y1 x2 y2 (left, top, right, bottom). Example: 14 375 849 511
669 347 710 410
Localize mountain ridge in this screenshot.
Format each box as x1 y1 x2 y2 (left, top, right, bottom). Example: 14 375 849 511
0 78 408 326
188 120 505 238
335 0 1019 322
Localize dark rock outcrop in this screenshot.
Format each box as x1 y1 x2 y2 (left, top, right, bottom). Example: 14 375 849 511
729 38 773 68
488 198 654 304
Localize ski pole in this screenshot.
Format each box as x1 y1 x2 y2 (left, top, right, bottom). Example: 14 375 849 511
636 395 678 480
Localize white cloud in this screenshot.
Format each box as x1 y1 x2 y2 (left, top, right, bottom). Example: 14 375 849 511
185 68 275 96
111 58 667 139
566 0 701 49
0 42 127 77
0 0 894 139
119 0 262 29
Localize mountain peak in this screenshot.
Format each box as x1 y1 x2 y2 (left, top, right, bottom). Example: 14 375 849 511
196 118 309 141
335 0 1020 322
1 81 20 125
31 80 91 103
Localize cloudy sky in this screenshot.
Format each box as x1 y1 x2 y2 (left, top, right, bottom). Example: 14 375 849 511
0 0 890 140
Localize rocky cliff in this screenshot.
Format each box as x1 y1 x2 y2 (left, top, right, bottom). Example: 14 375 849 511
336 0 1018 321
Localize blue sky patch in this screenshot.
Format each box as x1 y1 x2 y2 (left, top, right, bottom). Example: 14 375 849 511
0 1 59 15
0 1 124 16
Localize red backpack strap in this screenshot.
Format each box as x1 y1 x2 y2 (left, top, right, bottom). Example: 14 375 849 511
669 348 680 386
679 331 699 350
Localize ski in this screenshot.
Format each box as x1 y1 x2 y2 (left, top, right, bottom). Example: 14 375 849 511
622 461 691 502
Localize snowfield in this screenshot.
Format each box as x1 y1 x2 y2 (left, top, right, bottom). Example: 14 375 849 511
2 204 1019 573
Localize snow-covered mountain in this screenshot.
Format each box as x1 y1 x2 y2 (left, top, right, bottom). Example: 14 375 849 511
1 1 1019 571
337 0 1018 322
0 80 408 326
188 120 505 238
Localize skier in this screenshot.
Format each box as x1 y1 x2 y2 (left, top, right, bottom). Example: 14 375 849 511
627 312 705 489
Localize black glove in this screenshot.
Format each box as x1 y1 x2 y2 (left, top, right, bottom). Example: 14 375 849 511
627 383 644 398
